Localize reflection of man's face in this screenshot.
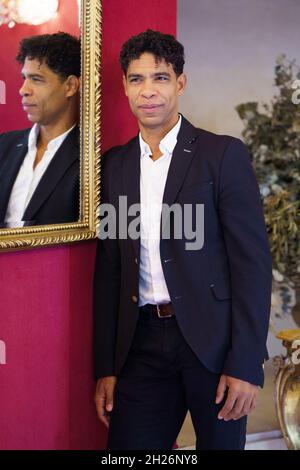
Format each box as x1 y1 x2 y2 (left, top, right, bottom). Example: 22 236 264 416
19 57 71 126
123 52 186 131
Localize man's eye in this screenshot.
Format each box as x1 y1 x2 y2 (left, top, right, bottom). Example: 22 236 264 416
130 78 141 83
156 76 168 81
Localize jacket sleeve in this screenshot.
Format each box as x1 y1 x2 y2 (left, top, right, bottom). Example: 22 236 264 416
218 138 272 386
93 151 121 379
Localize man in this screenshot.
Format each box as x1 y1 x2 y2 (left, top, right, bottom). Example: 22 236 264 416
94 30 272 450
0 32 80 226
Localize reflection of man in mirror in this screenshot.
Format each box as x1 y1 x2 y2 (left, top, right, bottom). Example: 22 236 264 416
0 32 80 226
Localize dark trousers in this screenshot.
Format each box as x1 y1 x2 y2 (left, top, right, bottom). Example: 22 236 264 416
108 307 247 450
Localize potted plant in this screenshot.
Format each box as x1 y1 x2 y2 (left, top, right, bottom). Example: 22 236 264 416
236 55 300 327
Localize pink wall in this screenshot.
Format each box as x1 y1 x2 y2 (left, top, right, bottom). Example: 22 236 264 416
0 0 176 450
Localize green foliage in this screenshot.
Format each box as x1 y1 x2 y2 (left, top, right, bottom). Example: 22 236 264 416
236 55 300 283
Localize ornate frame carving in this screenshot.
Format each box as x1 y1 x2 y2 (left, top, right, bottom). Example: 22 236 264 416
0 0 101 251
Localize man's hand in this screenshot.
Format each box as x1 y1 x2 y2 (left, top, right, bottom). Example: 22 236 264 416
95 376 117 428
215 374 258 421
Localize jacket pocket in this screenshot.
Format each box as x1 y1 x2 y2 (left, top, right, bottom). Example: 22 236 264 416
178 180 214 198
210 278 231 300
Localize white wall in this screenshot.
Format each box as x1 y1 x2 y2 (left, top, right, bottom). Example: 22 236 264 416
177 0 300 137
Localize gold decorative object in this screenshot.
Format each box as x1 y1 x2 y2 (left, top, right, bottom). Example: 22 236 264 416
274 329 300 450
0 0 101 251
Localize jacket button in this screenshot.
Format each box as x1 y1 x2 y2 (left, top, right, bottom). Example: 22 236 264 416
132 295 138 303
135 258 138 264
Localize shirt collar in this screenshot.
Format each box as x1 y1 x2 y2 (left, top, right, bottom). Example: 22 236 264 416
28 124 40 152
139 114 182 159
27 123 77 153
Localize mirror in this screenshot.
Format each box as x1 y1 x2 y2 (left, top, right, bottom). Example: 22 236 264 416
0 0 101 250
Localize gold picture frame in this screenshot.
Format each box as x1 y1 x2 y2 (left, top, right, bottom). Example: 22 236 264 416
0 0 101 251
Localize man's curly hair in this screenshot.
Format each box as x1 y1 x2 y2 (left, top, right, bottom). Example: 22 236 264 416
120 29 185 77
16 32 80 80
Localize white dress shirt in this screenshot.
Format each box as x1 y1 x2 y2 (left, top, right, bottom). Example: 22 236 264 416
5 123 76 226
138 115 182 306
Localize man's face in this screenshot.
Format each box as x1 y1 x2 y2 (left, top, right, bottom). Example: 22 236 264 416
123 52 186 130
19 57 74 126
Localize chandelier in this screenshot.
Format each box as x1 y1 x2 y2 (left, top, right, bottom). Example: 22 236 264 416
0 0 59 28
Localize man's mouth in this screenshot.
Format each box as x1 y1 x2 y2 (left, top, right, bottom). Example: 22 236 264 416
22 103 36 110
138 104 163 112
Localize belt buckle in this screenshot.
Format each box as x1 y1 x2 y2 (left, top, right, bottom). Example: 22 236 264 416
156 304 173 318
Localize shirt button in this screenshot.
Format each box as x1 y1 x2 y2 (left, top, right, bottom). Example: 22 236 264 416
132 295 138 303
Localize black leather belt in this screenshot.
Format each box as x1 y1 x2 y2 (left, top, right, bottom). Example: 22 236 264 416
140 302 175 318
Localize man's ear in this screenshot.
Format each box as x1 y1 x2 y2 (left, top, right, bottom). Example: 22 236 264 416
177 73 187 96
122 74 128 97
65 75 80 98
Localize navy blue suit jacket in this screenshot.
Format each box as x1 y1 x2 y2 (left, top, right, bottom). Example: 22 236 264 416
0 126 80 225
93 116 272 386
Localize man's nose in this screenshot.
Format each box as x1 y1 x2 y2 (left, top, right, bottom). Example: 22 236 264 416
140 80 157 98
19 80 31 97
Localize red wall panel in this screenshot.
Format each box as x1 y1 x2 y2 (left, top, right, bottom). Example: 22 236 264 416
0 0 176 449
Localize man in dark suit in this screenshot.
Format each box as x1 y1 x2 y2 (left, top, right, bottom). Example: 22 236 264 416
94 30 272 450
0 32 80 226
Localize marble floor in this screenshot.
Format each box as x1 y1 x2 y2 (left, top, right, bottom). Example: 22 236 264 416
181 435 287 450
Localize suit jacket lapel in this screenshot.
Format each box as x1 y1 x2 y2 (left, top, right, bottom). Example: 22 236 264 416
0 132 29 221
121 137 141 261
23 126 79 221
161 116 199 233
121 116 199 260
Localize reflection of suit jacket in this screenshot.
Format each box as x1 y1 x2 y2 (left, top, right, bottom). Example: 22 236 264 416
0 126 80 225
93 116 272 386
